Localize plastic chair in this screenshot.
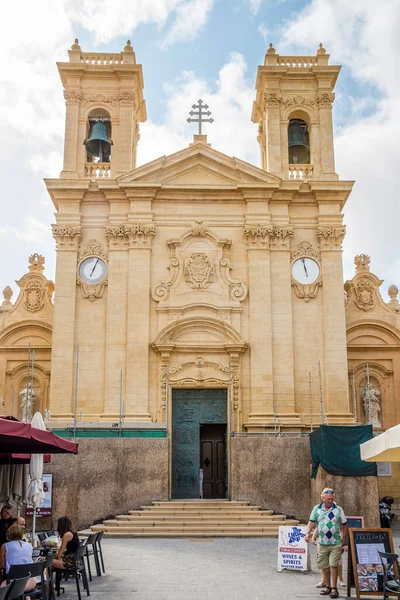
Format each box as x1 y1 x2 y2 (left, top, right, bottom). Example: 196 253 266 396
0 580 14 600
55 544 90 600
6 575 31 600
379 551 400 600
45 552 57 600
8 561 46 600
84 533 101 580
95 530 105 574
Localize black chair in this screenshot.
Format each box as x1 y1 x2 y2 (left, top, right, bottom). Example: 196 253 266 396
37 533 48 543
379 551 400 599
8 562 46 600
55 544 90 600
84 533 101 580
0 581 14 600
45 552 57 600
94 530 105 574
6 575 31 600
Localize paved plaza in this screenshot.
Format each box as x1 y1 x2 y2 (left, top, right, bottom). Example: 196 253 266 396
59 531 400 600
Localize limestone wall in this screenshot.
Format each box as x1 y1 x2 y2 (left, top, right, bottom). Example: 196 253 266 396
230 436 312 522
230 437 380 526
43 438 168 530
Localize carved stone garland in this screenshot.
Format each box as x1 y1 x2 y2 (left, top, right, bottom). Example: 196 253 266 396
77 239 108 301
317 225 346 250
244 223 294 250
105 222 156 249
291 241 322 302
52 225 82 251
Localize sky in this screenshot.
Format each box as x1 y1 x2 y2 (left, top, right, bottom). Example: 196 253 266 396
1 0 399 302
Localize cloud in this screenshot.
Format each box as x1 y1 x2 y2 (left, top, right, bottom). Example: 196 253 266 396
275 0 400 292
137 53 258 166
258 22 269 43
248 0 264 15
161 0 215 48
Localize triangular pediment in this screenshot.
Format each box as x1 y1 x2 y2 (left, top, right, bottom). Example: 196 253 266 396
117 140 281 187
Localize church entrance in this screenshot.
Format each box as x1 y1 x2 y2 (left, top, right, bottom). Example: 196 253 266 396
171 389 227 499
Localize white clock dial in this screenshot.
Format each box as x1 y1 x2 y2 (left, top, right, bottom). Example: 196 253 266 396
79 257 107 284
292 258 320 284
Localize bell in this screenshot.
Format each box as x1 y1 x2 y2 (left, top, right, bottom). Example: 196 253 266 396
85 120 112 162
288 120 309 148
288 119 310 164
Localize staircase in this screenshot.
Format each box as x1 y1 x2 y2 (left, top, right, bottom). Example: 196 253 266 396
86 500 300 538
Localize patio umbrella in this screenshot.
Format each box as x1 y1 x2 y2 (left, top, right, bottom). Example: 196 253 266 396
0 463 29 509
0 416 78 454
360 424 400 462
27 412 46 543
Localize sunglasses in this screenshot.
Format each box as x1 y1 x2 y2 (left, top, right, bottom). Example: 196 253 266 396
325 489 335 495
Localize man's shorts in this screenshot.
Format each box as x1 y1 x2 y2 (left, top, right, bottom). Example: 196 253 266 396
316 543 342 569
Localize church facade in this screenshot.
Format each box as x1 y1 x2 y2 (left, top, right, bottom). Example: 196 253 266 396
1 41 399 505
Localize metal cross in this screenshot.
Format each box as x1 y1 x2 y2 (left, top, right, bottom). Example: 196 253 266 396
187 99 214 134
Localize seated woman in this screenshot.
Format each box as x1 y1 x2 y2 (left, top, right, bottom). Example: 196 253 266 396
52 516 79 574
0 524 37 592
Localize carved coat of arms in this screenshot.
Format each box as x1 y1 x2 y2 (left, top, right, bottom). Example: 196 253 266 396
24 281 45 312
184 253 214 289
355 280 375 311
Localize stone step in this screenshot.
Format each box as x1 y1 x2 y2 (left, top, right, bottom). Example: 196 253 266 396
137 506 262 512
116 513 277 521
104 518 299 527
91 523 298 534
85 530 280 538
83 500 300 539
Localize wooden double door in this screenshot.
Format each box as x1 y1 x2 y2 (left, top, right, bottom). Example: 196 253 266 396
200 424 226 499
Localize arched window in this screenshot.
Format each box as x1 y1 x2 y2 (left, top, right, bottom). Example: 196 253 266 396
288 118 310 164
85 110 112 163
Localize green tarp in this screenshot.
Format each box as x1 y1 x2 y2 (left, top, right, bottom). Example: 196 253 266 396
310 425 377 478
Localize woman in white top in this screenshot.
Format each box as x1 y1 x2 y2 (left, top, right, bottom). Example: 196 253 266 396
0 524 36 592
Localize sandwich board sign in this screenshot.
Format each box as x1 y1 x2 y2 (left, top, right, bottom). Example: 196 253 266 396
278 525 310 572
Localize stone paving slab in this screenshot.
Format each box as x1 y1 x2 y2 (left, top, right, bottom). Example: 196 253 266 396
57 528 400 600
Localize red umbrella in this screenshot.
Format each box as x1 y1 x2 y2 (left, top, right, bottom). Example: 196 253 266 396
0 417 78 454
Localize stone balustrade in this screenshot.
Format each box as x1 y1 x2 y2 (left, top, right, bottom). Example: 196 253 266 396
81 52 124 65
288 165 314 180
85 162 111 178
278 56 318 68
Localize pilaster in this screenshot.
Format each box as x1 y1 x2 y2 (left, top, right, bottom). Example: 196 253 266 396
125 222 156 421
317 223 352 421
49 224 81 419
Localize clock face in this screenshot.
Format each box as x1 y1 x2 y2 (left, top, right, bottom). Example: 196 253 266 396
78 257 107 284
292 258 320 284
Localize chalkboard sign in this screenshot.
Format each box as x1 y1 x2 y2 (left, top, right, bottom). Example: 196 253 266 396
346 516 365 596
349 528 395 600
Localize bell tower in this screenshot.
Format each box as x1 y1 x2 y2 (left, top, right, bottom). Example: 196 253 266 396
58 39 146 179
252 43 339 181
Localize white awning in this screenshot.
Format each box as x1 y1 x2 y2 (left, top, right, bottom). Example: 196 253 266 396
360 424 400 462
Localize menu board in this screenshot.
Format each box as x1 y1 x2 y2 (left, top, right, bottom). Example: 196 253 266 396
349 528 394 599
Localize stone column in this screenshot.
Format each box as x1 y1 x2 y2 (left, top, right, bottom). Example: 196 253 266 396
125 223 155 421
61 93 81 178
317 224 352 421
102 225 130 420
50 225 81 420
264 94 283 176
244 224 274 425
317 93 337 179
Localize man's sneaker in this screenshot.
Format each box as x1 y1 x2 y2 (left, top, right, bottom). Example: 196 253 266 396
339 580 346 587
316 582 325 588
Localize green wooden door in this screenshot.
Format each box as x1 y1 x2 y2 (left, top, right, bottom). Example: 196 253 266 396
171 389 227 499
